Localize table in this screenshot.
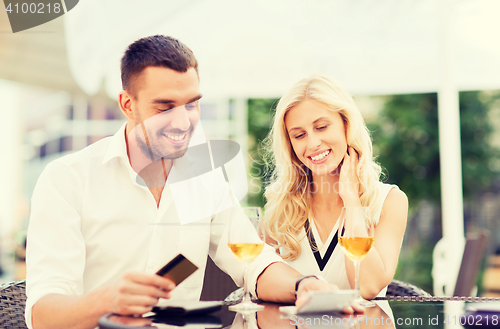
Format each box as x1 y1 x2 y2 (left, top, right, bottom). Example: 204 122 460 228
98 300 500 328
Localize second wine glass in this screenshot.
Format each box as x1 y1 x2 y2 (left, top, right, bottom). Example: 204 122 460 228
227 207 265 312
338 206 376 307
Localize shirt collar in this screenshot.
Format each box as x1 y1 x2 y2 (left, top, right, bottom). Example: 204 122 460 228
102 122 129 165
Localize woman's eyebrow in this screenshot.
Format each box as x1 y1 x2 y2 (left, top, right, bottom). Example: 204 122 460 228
312 117 331 124
288 127 302 134
288 117 331 132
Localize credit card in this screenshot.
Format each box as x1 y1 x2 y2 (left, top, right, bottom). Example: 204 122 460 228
156 254 198 285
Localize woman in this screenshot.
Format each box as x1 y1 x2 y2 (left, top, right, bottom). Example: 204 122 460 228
263 74 408 299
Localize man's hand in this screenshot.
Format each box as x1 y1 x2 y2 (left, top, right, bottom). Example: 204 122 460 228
103 271 175 315
295 277 365 314
31 272 176 329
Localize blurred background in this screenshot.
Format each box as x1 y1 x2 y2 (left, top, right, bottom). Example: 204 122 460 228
1 0 500 298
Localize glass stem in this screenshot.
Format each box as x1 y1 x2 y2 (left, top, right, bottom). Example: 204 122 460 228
242 261 251 303
354 260 361 300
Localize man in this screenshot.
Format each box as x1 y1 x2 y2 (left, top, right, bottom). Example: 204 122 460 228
25 35 356 329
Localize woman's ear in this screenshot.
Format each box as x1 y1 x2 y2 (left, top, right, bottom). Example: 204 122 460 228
350 146 360 157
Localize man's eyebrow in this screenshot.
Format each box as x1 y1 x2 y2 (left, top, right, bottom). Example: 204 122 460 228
151 98 174 105
151 94 203 105
189 94 203 103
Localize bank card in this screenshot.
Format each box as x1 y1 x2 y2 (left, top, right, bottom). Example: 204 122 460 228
156 254 198 285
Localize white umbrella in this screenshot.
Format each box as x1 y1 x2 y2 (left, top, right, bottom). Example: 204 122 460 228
64 0 500 97
64 0 500 295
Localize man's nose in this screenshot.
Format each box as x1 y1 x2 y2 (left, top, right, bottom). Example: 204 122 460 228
170 105 191 131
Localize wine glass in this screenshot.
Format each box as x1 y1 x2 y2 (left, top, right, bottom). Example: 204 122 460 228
231 311 259 329
338 206 376 307
228 207 266 312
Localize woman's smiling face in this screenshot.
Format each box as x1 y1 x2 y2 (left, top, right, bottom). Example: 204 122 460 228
285 98 348 177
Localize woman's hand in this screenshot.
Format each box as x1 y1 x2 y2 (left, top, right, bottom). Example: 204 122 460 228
339 146 362 206
295 277 337 308
295 278 364 314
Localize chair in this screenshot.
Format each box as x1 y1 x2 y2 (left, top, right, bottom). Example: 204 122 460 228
224 287 261 305
0 280 28 329
454 231 489 296
225 279 432 303
378 279 432 299
200 256 238 301
433 231 490 297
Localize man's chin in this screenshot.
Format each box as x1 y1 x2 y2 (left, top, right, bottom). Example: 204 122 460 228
158 147 189 160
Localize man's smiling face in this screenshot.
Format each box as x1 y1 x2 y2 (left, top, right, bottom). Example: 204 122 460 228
128 66 201 160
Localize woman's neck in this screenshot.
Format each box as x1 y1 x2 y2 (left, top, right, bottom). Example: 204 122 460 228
309 170 344 242
310 169 341 205
311 189 343 215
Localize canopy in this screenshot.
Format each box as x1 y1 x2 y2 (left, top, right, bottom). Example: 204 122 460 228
63 0 500 296
64 0 500 98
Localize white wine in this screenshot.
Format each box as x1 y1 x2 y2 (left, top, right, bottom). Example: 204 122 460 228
338 237 374 260
228 243 264 262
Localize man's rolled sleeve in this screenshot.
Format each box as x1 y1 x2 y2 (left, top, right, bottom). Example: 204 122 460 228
246 243 284 298
209 202 284 298
25 161 86 329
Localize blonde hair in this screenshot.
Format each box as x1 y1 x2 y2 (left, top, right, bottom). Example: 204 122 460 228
263 74 383 261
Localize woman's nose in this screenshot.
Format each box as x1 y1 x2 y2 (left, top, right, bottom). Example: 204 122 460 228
307 133 321 151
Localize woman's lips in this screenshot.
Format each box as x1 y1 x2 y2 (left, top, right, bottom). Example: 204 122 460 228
308 149 331 164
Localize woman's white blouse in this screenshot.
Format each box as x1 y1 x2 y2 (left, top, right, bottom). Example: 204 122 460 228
284 183 398 296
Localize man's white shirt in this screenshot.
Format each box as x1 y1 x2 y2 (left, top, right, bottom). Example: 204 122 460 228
25 123 282 329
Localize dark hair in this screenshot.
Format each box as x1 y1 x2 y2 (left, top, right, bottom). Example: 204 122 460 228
120 35 198 95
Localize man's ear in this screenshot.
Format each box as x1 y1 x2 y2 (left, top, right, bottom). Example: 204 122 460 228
118 90 134 120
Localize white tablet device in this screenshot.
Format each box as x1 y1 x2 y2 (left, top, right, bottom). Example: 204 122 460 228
280 290 357 315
